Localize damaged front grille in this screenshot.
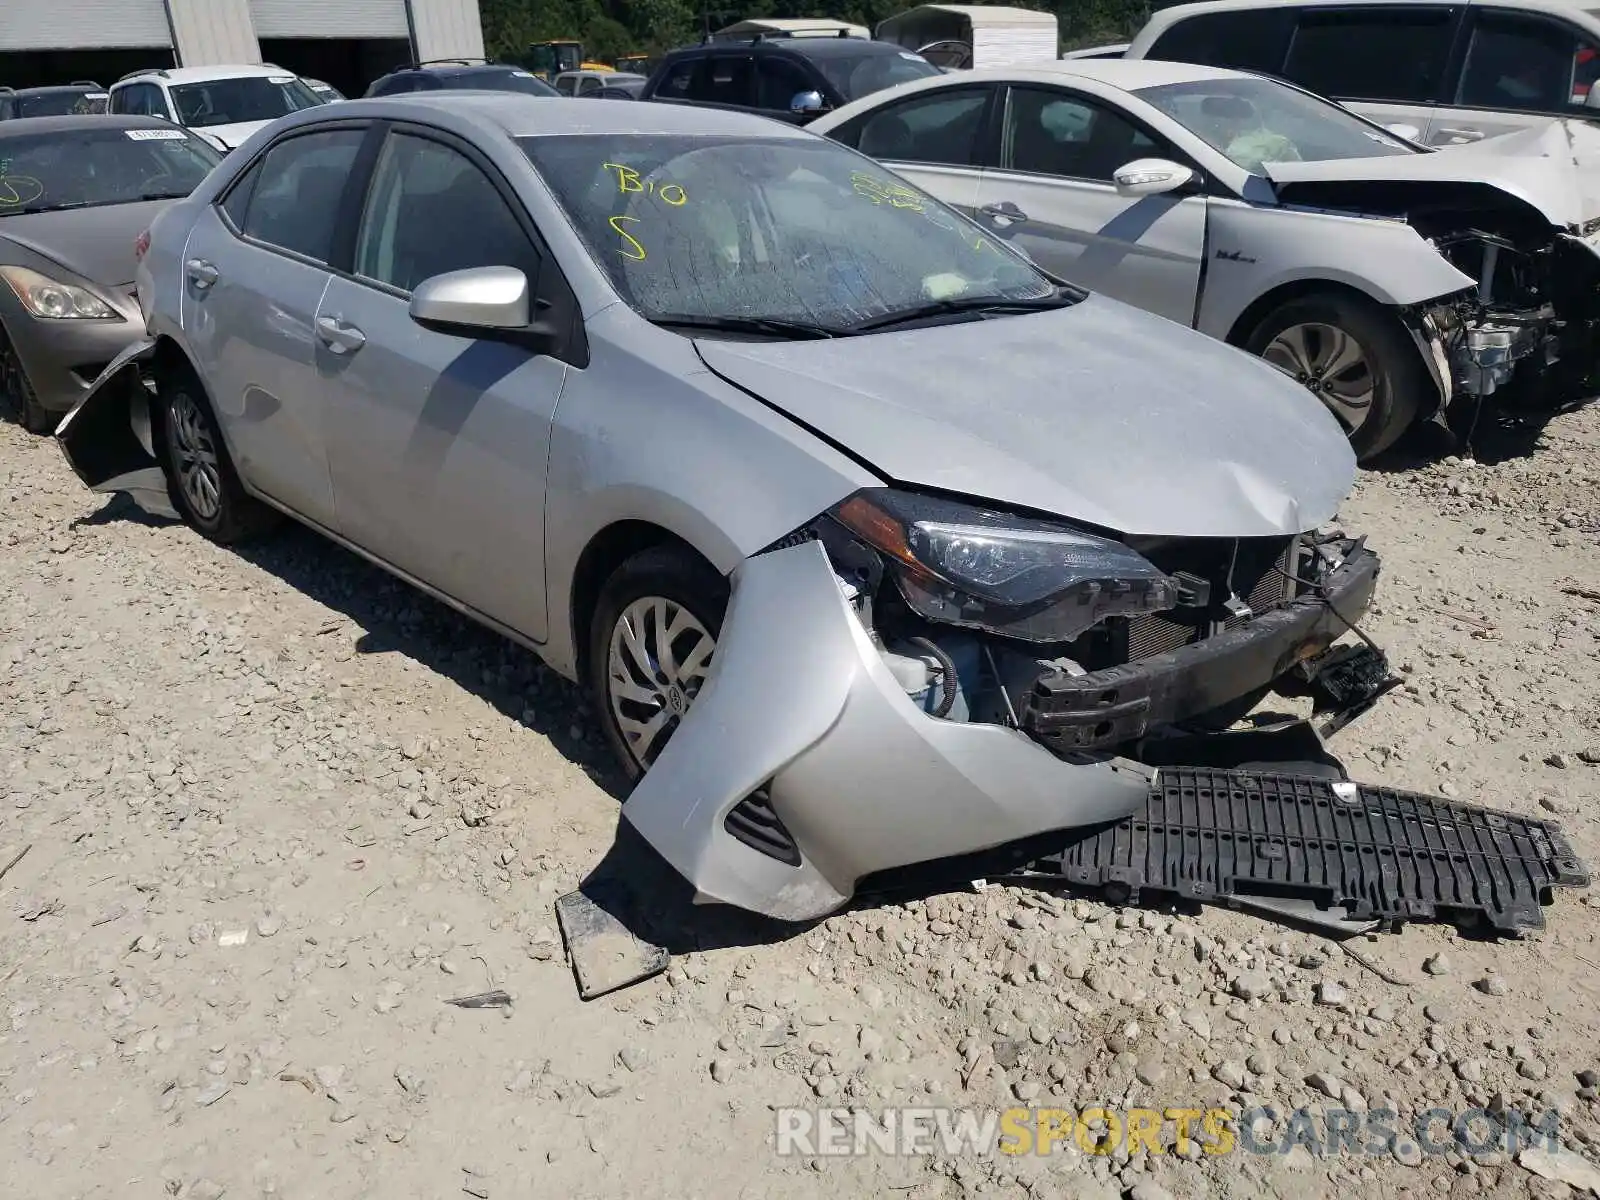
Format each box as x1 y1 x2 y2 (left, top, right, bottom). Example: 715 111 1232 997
1120 536 1296 663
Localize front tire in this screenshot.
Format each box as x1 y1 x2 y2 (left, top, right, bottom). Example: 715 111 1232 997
0 323 56 434
1247 292 1426 463
158 371 278 544
588 546 729 782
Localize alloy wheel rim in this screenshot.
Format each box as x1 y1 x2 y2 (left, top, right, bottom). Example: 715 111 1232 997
1262 322 1376 434
606 596 716 770
170 391 222 520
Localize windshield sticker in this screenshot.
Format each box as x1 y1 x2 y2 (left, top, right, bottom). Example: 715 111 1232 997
0 175 45 208
268 75 296 84
608 214 647 261
899 52 927 62
125 128 188 141
512 70 537 78
603 162 688 206
86 92 109 100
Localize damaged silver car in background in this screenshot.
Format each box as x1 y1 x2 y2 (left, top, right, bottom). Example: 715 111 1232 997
812 62 1600 461
55 96 1587 935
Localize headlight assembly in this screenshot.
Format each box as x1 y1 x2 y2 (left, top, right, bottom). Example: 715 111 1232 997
831 488 1177 643
0 266 120 320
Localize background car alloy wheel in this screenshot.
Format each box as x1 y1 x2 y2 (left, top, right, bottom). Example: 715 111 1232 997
0 324 53 433
1263 322 1375 436
606 595 717 771
1247 292 1425 463
168 389 223 522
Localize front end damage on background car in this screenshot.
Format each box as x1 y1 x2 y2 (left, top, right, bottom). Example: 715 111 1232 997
1267 120 1600 419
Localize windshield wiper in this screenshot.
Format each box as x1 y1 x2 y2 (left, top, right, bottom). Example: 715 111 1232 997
846 289 1079 334
648 314 839 340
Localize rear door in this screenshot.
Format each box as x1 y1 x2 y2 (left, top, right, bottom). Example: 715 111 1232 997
179 123 369 527
1427 8 1600 145
823 83 999 218
316 125 572 642
1278 5 1462 139
974 85 1206 326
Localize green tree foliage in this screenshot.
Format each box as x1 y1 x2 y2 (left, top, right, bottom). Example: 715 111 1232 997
479 0 1178 61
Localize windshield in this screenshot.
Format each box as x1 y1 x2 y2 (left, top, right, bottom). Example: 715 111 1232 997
17 90 109 117
471 69 559 96
1134 77 1416 173
812 48 942 101
170 75 323 127
0 125 219 215
521 133 1054 331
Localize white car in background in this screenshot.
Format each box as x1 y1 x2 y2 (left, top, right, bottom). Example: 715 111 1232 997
108 64 326 152
812 59 1600 460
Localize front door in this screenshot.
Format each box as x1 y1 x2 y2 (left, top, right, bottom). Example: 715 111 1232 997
319 126 569 643
975 85 1205 327
179 125 368 526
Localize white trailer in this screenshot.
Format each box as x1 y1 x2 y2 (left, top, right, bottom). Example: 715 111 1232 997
873 5 1058 70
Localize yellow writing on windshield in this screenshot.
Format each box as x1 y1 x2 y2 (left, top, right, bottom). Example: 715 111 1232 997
608 214 647 261
603 162 687 206
850 170 925 212
0 175 44 208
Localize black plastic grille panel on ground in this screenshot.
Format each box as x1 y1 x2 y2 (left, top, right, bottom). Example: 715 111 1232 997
1032 768 1590 935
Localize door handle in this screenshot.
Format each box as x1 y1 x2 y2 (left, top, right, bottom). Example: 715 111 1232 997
185 258 219 289
315 315 366 354
978 201 1029 225
1435 127 1486 142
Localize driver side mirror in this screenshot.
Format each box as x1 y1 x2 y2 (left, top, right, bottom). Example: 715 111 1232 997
1383 122 1423 142
1585 87 1600 111
409 266 560 355
1112 158 1196 198
790 90 827 116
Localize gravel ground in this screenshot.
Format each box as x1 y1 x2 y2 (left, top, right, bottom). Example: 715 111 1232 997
2 402 1599 1200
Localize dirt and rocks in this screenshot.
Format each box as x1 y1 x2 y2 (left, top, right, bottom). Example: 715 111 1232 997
2 403 1599 1200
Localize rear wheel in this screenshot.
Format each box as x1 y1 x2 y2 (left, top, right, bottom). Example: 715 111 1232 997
0 323 56 434
588 546 729 782
1247 293 1426 463
158 370 278 544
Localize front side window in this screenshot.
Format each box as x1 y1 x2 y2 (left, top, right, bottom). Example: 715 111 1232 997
1136 76 1417 173
578 76 602 95
233 128 364 262
755 57 815 110
1456 13 1600 111
654 60 698 98
1001 87 1161 181
846 87 990 165
171 75 322 128
556 75 578 96
1282 7 1457 104
112 84 156 117
355 132 541 294
810 48 941 103
0 125 219 216
521 133 1052 331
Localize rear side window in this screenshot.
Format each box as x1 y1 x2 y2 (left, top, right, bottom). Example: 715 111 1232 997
1455 12 1600 111
1147 11 1294 74
842 87 992 166
556 75 578 95
230 128 364 263
690 55 754 105
1283 7 1457 104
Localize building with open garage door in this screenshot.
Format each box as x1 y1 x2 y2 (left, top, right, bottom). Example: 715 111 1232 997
0 0 484 98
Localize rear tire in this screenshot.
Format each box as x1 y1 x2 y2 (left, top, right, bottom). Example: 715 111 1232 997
0 323 56 434
1246 292 1427 463
588 546 730 782
157 368 278 544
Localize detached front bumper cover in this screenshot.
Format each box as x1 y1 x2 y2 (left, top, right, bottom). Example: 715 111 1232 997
52 339 176 520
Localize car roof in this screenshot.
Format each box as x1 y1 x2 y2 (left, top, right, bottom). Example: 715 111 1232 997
0 113 188 138
953 58 1253 89
118 64 297 86
669 36 913 60
323 91 812 138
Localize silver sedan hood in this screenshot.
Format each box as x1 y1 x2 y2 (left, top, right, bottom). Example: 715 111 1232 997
694 296 1355 538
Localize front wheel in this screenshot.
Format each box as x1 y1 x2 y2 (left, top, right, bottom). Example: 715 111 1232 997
1247 293 1427 463
588 547 729 781
0 323 55 434
158 372 278 544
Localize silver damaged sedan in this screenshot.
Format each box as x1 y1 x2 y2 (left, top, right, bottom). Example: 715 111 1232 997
58 95 1378 921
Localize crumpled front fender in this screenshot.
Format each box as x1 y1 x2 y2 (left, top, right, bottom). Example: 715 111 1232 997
623 539 1154 922
53 339 176 520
